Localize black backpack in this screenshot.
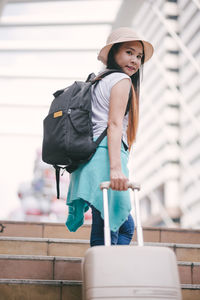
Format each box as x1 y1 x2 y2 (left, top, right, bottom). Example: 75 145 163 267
42 69 130 198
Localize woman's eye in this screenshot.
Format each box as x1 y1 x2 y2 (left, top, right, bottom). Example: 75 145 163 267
137 55 142 60
126 51 132 55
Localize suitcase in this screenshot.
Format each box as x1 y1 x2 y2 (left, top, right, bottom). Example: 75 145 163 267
82 181 182 300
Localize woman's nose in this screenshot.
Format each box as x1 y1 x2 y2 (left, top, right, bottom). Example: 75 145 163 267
130 55 137 64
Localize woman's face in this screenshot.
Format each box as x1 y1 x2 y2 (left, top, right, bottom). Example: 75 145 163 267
114 41 143 76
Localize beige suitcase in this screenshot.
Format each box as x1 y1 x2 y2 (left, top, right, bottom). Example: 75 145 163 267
82 181 182 300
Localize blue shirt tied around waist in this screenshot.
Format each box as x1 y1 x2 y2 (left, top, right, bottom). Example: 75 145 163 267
66 136 131 232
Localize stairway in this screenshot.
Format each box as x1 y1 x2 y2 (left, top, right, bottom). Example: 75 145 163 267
0 220 200 300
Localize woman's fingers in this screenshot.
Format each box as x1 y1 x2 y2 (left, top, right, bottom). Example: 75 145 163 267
110 172 128 190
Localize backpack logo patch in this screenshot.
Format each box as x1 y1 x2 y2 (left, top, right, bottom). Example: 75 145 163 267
54 111 63 118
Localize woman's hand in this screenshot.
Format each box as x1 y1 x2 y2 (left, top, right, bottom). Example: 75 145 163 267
110 168 129 191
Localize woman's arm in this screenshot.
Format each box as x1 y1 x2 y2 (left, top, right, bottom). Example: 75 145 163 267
107 78 131 191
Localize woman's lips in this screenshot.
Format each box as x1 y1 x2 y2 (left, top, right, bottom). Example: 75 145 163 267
127 66 135 71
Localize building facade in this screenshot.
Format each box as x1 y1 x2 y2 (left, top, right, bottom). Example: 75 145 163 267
130 0 200 228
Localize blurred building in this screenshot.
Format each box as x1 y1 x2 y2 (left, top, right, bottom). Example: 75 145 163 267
0 0 199 228
129 0 200 228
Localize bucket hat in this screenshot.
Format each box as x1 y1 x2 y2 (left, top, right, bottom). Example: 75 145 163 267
98 27 154 65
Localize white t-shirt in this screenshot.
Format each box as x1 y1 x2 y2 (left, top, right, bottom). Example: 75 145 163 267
91 72 131 145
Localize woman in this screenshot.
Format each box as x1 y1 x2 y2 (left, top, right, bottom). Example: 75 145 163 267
66 27 154 246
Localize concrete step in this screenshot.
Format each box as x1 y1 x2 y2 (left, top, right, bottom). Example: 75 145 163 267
0 236 200 262
0 279 199 300
0 254 199 285
1 220 200 245
0 237 89 257
0 255 82 281
0 279 82 300
182 284 200 300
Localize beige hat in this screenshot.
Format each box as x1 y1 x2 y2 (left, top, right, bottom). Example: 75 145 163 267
98 27 154 65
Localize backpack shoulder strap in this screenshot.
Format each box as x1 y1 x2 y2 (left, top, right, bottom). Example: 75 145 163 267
94 128 107 146
85 73 96 82
91 69 125 83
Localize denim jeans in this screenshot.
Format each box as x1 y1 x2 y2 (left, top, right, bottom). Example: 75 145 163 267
89 204 134 247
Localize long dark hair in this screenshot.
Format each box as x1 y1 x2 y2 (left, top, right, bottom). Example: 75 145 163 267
107 42 145 148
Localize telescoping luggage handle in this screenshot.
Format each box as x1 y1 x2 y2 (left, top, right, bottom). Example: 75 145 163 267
100 181 144 247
